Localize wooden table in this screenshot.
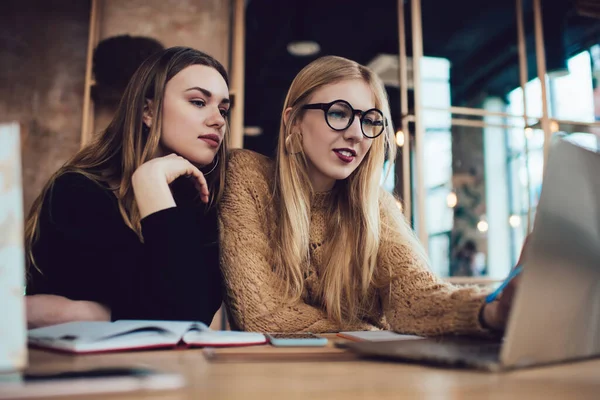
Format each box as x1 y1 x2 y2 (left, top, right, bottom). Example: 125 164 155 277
24 337 600 400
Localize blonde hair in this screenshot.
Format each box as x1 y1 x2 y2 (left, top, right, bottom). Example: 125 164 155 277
25 47 229 275
273 55 406 326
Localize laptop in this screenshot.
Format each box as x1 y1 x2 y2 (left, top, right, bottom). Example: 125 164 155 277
0 122 28 373
344 135 600 371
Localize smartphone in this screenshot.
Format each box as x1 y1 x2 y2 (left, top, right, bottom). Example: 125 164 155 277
265 333 328 347
0 367 185 399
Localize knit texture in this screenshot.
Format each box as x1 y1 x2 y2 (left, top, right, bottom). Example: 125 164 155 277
219 149 490 335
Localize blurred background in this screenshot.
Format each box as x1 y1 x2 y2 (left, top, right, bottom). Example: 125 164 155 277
1 0 599 281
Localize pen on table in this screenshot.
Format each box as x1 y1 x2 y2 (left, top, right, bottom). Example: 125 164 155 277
485 265 524 303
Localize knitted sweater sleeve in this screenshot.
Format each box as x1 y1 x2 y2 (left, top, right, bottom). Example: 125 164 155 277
219 150 341 333
376 190 491 336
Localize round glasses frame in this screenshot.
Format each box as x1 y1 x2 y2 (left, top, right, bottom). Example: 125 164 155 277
301 99 387 139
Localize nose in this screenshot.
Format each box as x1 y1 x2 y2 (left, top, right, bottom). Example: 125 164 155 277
206 107 226 129
342 115 364 142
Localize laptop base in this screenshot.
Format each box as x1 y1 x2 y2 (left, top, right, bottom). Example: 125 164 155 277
344 337 503 371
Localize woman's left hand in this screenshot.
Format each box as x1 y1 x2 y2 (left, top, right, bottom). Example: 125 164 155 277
481 234 530 331
26 294 111 329
481 276 520 331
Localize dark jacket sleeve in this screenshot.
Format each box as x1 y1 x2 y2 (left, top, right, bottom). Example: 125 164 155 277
27 173 222 325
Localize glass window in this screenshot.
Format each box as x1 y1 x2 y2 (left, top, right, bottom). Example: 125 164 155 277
505 49 596 264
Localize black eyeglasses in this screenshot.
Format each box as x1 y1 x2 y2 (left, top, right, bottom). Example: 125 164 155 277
302 99 387 139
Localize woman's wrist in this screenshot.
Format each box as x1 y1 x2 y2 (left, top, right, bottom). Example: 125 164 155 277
132 169 176 219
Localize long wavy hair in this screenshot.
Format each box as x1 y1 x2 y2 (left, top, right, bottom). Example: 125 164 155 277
25 47 230 274
274 56 424 327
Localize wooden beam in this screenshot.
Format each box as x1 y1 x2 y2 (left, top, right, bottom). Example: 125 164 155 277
533 0 552 164
80 0 100 148
411 0 428 253
397 0 412 224
230 0 245 149
516 0 534 234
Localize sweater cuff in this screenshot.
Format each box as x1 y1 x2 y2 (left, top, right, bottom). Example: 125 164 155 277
453 295 491 336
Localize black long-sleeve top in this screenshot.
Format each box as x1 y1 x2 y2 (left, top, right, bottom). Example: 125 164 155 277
26 172 223 325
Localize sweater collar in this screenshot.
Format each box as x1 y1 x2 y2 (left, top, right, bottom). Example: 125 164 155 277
312 190 333 210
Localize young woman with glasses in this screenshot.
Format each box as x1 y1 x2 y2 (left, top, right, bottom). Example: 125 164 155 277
219 55 518 335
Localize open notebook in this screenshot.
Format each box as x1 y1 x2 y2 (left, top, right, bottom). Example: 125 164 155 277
28 320 267 354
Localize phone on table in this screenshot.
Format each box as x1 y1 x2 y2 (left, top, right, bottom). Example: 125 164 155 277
0 367 185 399
265 333 328 347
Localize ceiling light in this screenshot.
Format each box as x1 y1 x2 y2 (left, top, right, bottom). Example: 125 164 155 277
446 192 457 208
287 41 320 57
477 220 489 233
509 215 522 228
367 53 415 88
395 130 405 147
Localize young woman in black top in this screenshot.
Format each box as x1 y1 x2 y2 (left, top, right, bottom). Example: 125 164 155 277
25 47 230 328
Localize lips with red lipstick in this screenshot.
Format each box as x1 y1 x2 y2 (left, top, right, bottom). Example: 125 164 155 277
333 148 357 163
198 133 221 148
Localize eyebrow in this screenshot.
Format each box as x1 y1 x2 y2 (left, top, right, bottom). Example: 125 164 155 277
184 86 230 105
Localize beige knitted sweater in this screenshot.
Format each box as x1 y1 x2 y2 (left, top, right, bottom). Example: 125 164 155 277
219 149 489 335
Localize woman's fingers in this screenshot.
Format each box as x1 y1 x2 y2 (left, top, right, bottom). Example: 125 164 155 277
153 154 212 203
185 162 210 203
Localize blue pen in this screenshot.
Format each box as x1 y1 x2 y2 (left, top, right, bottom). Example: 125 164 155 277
485 265 524 303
